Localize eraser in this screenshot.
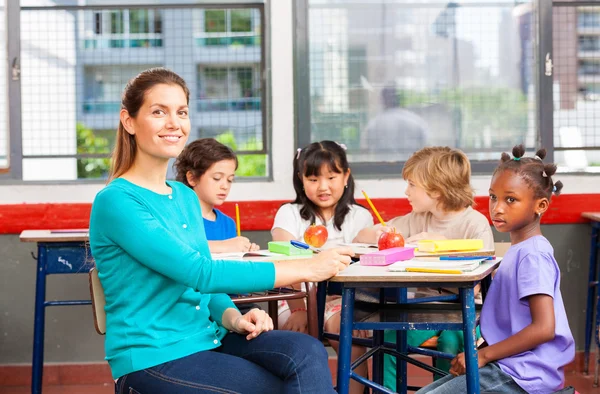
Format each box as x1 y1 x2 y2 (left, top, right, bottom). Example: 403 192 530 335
359 247 415 266
268 241 313 256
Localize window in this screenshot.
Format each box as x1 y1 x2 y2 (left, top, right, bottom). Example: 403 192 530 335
196 8 259 46
554 5 600 171
197 64 265 176
5 3 267 181
297 0 537 175
85 9 163 49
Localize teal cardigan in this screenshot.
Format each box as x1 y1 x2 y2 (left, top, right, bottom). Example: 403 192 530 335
89 179 276 379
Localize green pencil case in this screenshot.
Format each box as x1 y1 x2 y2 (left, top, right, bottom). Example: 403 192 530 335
268 241 313 256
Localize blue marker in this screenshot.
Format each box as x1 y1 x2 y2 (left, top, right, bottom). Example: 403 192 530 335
439 256 494 261
290 240 321 253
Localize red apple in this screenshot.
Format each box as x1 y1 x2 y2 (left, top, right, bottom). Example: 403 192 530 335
378 229 405 250
304 224 328 248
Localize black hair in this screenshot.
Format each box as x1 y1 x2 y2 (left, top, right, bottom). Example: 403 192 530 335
292 141 359 231
494 144 563 199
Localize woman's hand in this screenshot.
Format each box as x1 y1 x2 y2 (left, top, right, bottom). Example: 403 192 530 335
232 308 274 340
302 248 354 282
282 309 308 333
405 232 446 244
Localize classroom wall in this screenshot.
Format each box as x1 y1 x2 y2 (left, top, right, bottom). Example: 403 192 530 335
0 224 593 365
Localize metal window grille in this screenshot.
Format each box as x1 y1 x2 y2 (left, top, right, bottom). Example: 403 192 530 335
553 1 600 172
14 2 267 181
298 0 538 174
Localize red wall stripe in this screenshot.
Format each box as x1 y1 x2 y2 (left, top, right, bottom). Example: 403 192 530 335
1 194 599 234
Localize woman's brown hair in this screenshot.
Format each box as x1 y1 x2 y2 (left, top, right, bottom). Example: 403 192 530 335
109 68 190 181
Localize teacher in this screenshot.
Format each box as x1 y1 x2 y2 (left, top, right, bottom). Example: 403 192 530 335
89 67 353 394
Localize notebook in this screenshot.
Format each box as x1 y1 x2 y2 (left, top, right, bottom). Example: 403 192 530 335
388 258 488 273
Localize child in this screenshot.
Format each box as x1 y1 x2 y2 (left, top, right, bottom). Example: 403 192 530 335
272 140 374 394
416 145 575 393
353 146 494 391
174 138 259 253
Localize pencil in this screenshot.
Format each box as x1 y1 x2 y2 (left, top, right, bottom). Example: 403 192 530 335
361 190 386 226
235 203 241 237
405 268 462 275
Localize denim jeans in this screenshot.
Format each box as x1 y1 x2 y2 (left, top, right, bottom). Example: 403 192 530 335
116 330 335 394
415 362 527 394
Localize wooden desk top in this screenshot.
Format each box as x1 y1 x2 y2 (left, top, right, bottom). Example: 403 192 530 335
582 212 600 222
20 230 89 243
330 260 501 283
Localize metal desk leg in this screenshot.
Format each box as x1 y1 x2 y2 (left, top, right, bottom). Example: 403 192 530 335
317 281 328 340
372 330 384 386
585 223 600 375
32 245 47 394
460 287 479 394
336 287 355 394
395 330 407 393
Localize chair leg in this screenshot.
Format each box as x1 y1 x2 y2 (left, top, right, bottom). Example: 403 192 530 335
268 300 278 330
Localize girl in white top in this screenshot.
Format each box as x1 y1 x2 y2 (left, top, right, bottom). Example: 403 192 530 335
271 140 373 394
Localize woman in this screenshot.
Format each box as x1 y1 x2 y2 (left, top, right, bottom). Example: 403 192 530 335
89 68 353 394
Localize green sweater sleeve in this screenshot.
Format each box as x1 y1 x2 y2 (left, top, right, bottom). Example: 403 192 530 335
209 294 238 325
92 185 276 295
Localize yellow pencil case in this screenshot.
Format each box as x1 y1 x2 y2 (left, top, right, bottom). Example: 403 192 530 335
417 239 484 253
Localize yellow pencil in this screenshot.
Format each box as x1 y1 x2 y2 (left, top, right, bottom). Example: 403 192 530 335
361 190 386 226
405 268 462 275
235 203 241 236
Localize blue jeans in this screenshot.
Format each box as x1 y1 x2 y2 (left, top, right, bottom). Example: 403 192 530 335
415 362 527 394
116 330 335 394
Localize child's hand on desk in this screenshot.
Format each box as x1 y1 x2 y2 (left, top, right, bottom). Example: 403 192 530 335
449 350 489 376
233 308 274 340
282 309 308 333
375 225 401 243
224 236 260 252
405 232 446 244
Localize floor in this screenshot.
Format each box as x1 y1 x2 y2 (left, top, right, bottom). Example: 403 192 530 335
1 362 598 394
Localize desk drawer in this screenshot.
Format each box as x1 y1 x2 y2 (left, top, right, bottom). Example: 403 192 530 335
41 242 95 274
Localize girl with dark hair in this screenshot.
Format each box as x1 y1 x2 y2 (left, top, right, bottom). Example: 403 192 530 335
417 145 574 394
174 138 259 253
271 140 373 394
90 68 354 393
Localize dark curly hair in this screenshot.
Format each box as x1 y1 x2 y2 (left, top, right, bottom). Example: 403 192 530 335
174 138 238 187
493 144 563 199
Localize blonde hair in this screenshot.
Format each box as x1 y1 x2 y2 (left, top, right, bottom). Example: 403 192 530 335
402 147 474 211
109 68 190 181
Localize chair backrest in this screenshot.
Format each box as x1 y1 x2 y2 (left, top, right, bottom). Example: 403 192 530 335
88 268 106 335
494 242 511 258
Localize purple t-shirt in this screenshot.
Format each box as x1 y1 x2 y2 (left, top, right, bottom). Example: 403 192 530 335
480 235 575 394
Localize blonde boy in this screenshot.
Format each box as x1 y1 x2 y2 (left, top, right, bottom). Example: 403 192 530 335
353 146 494 391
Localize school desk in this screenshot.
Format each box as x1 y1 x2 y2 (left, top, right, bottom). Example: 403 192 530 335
582 212 600 378
329 260 500 394
20 229 93 394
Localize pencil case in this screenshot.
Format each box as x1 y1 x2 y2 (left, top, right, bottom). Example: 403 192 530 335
268 241 313 256
359 247 415 266
417 239 484 253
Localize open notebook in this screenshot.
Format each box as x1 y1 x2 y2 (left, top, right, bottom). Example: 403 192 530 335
211 250 310 261
388 257 493 273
